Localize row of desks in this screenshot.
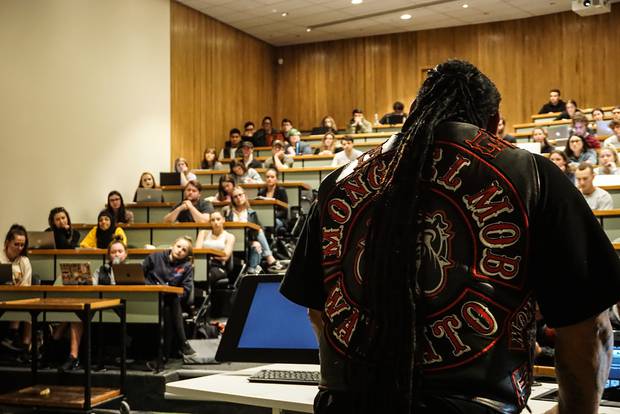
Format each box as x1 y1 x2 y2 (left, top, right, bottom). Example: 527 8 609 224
28 248 224 284
126 199 288 226
161 182 311 206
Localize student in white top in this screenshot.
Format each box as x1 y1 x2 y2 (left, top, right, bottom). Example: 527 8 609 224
576 163 614 210
0 225 33 353
331 136 363 167
175 157 197 186
196 211 235 289
603 121 620 149
594 147 620 176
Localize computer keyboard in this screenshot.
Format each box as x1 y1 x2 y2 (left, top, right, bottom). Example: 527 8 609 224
248 369 320 385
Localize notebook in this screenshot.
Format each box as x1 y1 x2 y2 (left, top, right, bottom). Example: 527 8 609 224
383 114 406 125
516 142 541 154
160 172 181 186
27 231 56 249
136 188 164 202
215 274 319 364
60 262 93 285
112 263 145 285
0 264 13 284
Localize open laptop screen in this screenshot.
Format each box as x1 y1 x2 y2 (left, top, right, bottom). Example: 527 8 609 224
216 274 319 363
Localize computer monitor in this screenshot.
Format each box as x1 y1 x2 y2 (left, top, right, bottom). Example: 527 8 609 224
215 274 319 364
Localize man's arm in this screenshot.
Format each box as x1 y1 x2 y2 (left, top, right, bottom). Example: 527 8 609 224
308 308 323 343
550 311 613 414
187 201 210 223
163 204 183 223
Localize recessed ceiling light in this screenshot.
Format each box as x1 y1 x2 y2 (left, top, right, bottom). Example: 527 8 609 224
351 0 363 4
281 12 288 16
400 14 412 20
306 28 312 32
272 9 277 13
462 3 469 8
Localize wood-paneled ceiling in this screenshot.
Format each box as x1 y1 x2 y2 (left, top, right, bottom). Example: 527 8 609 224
177 0 617 46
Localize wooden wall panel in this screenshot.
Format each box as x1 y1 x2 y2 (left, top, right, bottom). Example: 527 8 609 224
274 7 620 132
171 1 275 169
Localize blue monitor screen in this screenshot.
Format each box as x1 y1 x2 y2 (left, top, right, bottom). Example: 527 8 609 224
238 282 318 350
607 347 620 388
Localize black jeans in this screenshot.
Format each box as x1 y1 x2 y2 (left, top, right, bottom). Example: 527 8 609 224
313 390 503 414
162 294 187 358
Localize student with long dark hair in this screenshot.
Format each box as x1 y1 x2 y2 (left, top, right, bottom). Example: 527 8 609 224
46 207 80 248
0 225 32 352
282 60 620 413
80 210 127 248
106 191 134 224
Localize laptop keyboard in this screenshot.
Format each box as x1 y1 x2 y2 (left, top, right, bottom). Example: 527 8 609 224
248 369 320 385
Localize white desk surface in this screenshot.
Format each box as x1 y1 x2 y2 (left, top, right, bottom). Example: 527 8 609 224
166 364 620 414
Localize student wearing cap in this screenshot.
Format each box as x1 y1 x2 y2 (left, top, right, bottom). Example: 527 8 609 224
240 141 263 169
263 139 294 171
286 129 312 156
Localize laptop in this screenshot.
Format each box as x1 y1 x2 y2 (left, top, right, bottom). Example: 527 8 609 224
160 172 181 186
516 142 541 154
311 126 329 135
383 114 406 125
136 188 164 202
597 120 614 136
0 264 13 284
27 231 56 249
215 274 319 364
60 263 93 285
112 263 145 285
546 124 570 141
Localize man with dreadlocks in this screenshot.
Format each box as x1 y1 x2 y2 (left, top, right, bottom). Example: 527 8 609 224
281 59 620 413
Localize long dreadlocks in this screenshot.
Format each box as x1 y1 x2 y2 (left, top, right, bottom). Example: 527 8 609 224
359 59 501 412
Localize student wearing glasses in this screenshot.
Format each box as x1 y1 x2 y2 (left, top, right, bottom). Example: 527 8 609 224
105 190 134 224
564 135 597 168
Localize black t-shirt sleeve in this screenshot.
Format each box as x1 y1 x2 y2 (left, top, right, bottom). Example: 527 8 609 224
199 200 215 214
280 201 325 310
530 155 620 328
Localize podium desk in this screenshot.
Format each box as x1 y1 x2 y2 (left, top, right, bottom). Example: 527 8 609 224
166 364 620 414
27 248 224 283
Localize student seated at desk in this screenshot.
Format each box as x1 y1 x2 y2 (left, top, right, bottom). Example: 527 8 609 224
143 236 197 363
207 174 235 203
314 132 342 156
106 190 134 224
51 236 128 372
196 211 235 290
318 115 337 134
604 121 620 149
531 127 555 154
200 147 224 170
46 207 80 248
285 129 312 156
163 180 213 224
133 171 164 202
80 210 127 248
595 147 620 175
332 136 363 167
175 157 197 186
258 168 288 233
263 140 293 171
0 225 32 353
224 186 283 274
231 160 263 185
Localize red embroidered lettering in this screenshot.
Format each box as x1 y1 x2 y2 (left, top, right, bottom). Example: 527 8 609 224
464 130 511 158
461 301 498 336
333 309 359 347
367 159 387 190
322 227 343 258
462 181 514 226
422 329 443 365
429 148 443 182
327 198 351 224
480 248 521 280
480 222 520 248
437 154 471 191
431 315 471 357
324 284 351 321
342 175 371 208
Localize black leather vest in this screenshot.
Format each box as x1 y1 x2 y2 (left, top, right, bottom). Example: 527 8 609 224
315 122 540 412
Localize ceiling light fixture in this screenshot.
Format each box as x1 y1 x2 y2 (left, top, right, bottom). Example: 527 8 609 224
306 28 312 32
462 3 469 8
281 12 288 16
351 0 363 4
400 14 412 20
